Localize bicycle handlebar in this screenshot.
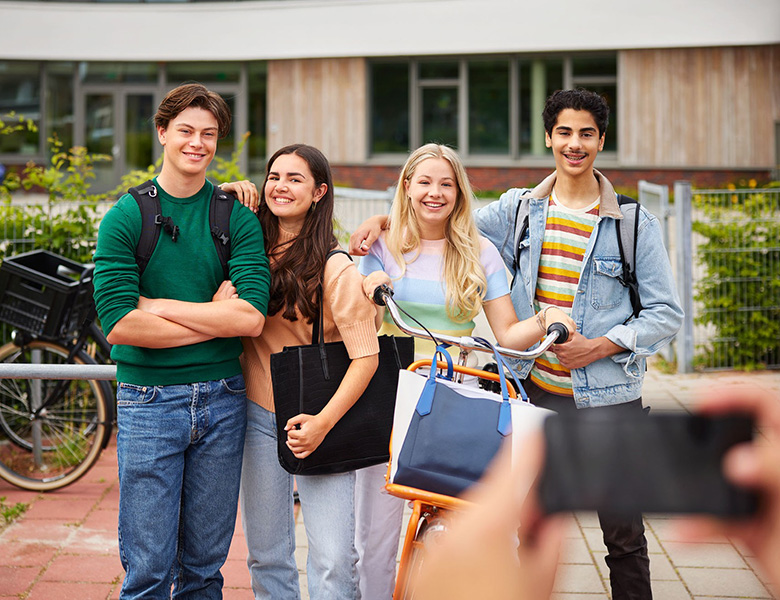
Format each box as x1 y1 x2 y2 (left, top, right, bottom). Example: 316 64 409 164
372 284 569 360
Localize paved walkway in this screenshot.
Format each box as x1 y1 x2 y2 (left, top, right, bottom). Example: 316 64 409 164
0 368 778 600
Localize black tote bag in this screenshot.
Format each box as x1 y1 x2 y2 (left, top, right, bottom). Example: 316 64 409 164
271 334 414 475
270 251 414 475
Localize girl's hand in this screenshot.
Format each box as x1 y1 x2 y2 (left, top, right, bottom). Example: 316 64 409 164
212 280 238 301
285 414 332 458
543 307 576 338
219 180 259 213
363 271 392 300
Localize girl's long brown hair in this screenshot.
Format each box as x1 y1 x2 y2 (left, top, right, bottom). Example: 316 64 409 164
258 144 337 323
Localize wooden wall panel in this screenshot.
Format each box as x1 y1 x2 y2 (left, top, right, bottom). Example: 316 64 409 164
619 45 779 169
267 58 367 164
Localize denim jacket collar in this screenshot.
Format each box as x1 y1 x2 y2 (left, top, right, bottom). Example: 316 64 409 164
529 169 622 219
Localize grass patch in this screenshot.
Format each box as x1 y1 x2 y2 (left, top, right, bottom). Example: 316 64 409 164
0 495 29 530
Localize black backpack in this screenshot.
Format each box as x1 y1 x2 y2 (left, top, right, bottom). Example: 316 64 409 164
510 191 643 318
128 180 235 280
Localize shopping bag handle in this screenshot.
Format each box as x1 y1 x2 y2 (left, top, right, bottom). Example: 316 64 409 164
471 336 529 403
432 344 454 381
417 340 513 437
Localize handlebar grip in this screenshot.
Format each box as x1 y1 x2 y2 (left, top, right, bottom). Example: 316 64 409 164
546 322 570 344
373 284 393 306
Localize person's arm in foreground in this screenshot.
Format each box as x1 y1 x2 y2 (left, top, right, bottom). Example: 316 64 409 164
677 387 780 590
410 434 569 600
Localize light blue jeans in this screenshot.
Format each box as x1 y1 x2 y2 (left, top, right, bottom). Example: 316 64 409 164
115 374 248 600
240 401 360 600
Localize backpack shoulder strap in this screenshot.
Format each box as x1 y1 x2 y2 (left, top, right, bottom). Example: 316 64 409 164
616 194 642 318
210 186 235 281
510 189 533 289
128 179 162 277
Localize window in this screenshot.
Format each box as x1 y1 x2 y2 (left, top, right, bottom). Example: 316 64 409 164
46 62 75 151
369 54 617 158
370 62 409 154
518 58 563 155
248 61 268 180
0 61 41 156
78 61 157 84
469 60 510 154
572 56 617 152
418 60 460 148
167 62 241 84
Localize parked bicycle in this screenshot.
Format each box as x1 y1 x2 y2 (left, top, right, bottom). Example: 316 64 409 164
372 284 569 599
0 250 114 491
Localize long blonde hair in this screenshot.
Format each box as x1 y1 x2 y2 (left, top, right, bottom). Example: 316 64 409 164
386 144 487 323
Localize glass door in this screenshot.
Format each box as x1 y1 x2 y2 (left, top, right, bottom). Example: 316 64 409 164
81 88 156 194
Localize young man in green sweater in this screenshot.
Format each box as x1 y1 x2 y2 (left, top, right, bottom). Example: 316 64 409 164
93 83 270 600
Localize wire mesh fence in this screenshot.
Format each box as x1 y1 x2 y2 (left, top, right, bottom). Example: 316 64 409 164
691 187 780 370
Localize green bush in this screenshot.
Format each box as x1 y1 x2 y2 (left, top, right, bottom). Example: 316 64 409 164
692 189 780 370
1 120 250 263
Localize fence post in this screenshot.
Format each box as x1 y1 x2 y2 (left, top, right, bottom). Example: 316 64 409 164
674 181 694 373
638 180 674 364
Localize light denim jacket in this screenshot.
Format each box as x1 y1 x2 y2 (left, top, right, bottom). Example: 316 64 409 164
474 170 683 408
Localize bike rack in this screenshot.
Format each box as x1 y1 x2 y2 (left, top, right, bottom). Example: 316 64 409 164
0 364 116 380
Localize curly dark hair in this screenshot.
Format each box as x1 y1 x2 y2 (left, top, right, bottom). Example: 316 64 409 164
259 144 338 324
542 88 609 137
153 83 232 139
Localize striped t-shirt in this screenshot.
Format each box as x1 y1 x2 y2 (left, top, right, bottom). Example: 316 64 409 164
530 192 600 396
358 233 510 359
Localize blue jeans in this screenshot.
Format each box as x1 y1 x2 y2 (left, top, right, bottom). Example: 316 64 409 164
524 378 652 600
115 374 248 600
240 401 360 600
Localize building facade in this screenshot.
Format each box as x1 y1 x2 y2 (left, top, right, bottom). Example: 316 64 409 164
1 0 778 193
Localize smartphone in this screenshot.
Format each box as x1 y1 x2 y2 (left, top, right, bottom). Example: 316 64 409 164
539 411 758 517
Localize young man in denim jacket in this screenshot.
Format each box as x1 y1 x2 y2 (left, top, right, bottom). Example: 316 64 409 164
474 89 682 599
350 89 682 599
93 84 270 599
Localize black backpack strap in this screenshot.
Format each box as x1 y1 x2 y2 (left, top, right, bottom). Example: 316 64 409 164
128 179 163 277
510 189 532 290
210 186 235 281
616 194 643 318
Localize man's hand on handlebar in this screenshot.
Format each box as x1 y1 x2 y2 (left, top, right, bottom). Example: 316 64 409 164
542 307 575 341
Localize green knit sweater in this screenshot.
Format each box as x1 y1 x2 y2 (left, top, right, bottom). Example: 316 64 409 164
93 179 270 385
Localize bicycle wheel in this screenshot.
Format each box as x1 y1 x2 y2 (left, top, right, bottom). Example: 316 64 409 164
0 340 110 491
397 509 451 600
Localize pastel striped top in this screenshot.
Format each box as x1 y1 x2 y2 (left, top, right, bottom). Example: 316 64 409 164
530 193 600 396
358 233 509 359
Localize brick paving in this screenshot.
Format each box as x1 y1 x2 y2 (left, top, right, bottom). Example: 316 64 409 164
1 368 779 599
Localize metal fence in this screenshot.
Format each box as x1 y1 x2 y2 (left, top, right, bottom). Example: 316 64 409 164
688 186 780 371
5 186 778 373
651 184 780 372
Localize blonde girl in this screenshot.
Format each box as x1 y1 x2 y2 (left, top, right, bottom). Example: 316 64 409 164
354 143 574 599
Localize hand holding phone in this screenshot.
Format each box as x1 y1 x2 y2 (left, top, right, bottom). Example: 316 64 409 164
539 411 758 517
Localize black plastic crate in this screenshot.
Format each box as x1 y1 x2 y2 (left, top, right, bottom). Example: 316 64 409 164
0 250 95 339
